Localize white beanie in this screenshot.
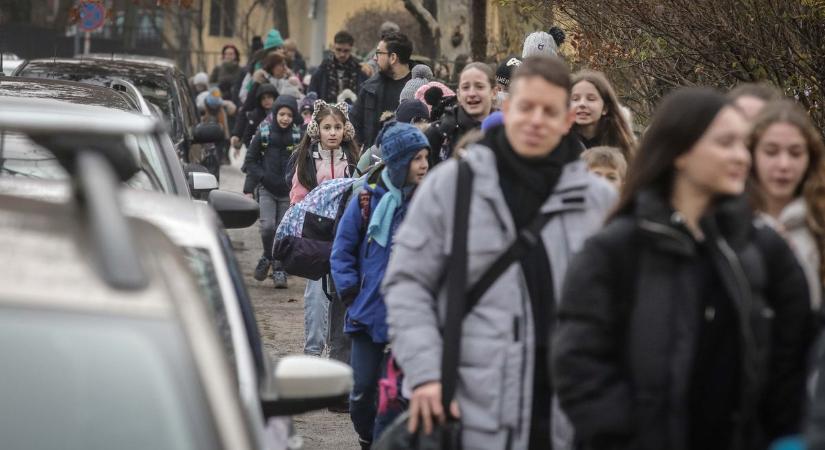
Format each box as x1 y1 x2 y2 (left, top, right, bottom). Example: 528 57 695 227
193 72 209 86
521 27 566 59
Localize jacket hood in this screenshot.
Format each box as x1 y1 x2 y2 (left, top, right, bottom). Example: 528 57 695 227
272 94 299 121
256 84 279 105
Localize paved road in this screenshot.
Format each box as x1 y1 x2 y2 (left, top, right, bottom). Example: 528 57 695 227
221 163 360 450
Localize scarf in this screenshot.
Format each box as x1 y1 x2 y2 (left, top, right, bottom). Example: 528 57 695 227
327 57 358 101
367 170 403 247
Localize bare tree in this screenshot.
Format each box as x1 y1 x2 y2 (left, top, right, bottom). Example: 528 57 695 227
531 0 825 128
402 0 440 59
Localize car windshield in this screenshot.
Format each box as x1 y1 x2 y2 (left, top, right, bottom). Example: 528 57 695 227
183 246 237 381
18 65 181 140
0 308 220 450
0 130 172 193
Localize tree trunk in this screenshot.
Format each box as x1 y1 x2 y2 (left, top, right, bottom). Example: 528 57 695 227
469 0 486 61
402 0 440 59
273 0 289 38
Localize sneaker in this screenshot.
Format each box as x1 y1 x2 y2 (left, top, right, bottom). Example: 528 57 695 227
254 257 271 281
272 270 288 289
358 438 371 450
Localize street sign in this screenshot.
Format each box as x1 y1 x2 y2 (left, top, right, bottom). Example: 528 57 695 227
77 1 106 32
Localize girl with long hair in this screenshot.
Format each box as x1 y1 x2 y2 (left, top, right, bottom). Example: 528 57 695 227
554 87 812 450
748 99 825 309
570 70 636 159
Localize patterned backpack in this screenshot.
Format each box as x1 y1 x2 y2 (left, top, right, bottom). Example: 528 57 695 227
273 175 365 280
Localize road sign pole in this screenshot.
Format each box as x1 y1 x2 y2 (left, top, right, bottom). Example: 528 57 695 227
84 31 91 55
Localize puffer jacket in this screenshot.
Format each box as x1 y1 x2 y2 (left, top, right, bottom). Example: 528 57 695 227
234 83 280 147
242 95 301 196
382 144 616 450
424 104 482 167
331 179 408 343
553 191 813 450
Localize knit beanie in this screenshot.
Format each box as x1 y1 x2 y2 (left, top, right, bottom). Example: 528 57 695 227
399 65 434 102
414 81 456 114
521 26 566 58
395 99 430 124
481 111 504 131
300 92 317 113
496 56 522 87
264 29 284 50
193 72 209 87
205 88 224 109
379 121 430 187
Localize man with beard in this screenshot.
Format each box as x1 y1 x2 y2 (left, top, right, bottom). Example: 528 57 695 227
308 31 365 103
351 31 413 148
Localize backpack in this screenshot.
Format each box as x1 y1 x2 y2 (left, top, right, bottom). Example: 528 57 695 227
272 164 382 280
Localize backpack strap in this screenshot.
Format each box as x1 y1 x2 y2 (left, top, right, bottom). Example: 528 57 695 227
358 189 372 236
440 159 474 417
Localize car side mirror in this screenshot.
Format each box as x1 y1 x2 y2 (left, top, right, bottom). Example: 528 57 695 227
259 355 353 418
192 123 224 144
189 171 218 192
207 189 259 229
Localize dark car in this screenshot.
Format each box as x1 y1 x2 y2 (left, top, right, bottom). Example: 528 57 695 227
0 77 203 197
14 56 200 160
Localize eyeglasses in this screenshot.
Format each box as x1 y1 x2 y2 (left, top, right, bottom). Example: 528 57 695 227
374 51 390 56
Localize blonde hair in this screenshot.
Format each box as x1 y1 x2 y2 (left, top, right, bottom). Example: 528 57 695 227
581 146 627 178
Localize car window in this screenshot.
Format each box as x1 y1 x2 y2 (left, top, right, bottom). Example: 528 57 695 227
183 246 237 380
0 309 220 450
217 229 265 379
0 130 171 193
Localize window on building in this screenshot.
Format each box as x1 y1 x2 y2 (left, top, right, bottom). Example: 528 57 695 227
209 0 236 38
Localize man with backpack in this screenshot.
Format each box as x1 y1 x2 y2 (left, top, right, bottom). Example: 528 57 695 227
381 56 616 449
331 122 430 449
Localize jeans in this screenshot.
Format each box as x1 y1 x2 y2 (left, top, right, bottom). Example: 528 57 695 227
349 332 386 444
257 187 290 265
303 278 329 356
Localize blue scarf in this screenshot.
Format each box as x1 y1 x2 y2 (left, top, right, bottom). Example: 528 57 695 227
367 170 403 247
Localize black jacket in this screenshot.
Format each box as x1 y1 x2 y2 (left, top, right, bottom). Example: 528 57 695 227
242 95 301 196
424 105 482 167
351 69 410 148
553 191 813 450
307 56 366 103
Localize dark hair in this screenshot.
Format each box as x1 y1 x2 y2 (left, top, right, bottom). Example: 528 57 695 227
749 99 825 283
612 87 732 219
293 106 360 190
381 31 413 64
509 56 571 98
728 82 784 102
262 53 286 73
334 30 355 46
221 44 240 62
571 70 636 160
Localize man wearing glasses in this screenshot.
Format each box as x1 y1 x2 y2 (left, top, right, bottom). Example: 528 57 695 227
352 31 413 148
309 30 368 103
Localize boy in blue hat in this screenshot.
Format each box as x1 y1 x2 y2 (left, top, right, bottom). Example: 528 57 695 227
330 121 430 449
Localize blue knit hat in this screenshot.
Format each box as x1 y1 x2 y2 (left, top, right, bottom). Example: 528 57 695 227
481 111 504 131
264 29 284 50
379 121 430 187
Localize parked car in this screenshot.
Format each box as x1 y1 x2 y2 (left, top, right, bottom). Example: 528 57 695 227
0 78 218 199
14 56 201 161
0 100 352 450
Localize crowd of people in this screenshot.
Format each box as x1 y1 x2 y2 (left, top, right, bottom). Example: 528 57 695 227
187 20 825 450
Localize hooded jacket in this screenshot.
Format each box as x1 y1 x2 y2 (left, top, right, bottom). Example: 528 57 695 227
242 94 301 196
382 143 616 450
234 83 279 147
553 191 813 450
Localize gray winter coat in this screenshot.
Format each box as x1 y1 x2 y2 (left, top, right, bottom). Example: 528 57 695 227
382 143 616 450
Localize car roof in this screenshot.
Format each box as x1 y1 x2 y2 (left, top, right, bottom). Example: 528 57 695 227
0 76 137 112
19 57 177 81
0 95 158 135
84 53 179 68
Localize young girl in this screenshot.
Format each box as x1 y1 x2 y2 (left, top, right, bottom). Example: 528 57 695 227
290 100 359 360
570 70 636 160
749 99 825 310
425 62 497 167
330 122 430 448
554 87 811 450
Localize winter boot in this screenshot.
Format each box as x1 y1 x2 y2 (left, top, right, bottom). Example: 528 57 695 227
272 270 288 289
254 257 271 281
